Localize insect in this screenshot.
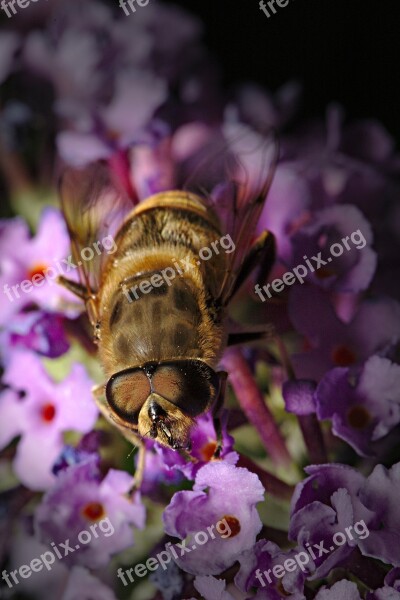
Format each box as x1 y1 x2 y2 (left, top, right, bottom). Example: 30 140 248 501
58 125 277 485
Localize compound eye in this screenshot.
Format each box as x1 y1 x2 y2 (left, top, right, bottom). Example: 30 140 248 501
152 360 219 418
106 368 151 424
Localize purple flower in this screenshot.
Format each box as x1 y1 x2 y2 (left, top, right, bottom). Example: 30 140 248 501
9 533 117 599
315 580 362 600
22 1 115 114
289 464 376 579
288 287 400 380
273 108 400 304
0 208 79 324
57 71 167 166
0 32 19 83
358 463 400 567
340 120 395 165
62 567 117 600
231 81 302 131
138 439 185 498
130 121 217 201
236 539 310 598
193 575 236 600
149 560 184 600
0 310 69 359
140 2 204 80
290 462 400 577
287 205 377 292
367 568 400 600
52 432 103 476
163 462 264 575
130 127 176 200
139 411 238 495
0 349 98 489
35 456 146 568
257 164 311 263
181 411 238 480
20 0 211 168
385 568 400 591
283 380 317 416
285 106 398 193
8 533 69 599
315 356 400 456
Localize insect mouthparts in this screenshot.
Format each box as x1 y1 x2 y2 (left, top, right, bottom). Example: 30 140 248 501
149 423 158 438
148 399 166 422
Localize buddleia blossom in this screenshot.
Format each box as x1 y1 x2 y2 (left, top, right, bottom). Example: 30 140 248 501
287 286 400 380
287 204 377 293
236 539 311 598
0 310 69 359
289 462 400 578
0 349 97 489
192 575 236 600
57 70 167 167
9 531 118 600
61 567 118 600
289 464 375 579
314 580 362 600
315 356 400 456
367 568 400 600
358 463 400 567
139 411 238 497
35 455 146 568
163 462 264 575
0 208 78 324
17 0 211 169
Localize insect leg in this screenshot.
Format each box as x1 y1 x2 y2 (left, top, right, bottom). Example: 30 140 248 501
227 328 274 346
92 384 146 491
131 443 146 492
223 230 276 307
57 275 89 300
212 371 228 458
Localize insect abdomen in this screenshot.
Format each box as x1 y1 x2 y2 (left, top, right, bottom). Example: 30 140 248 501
97 192 228 376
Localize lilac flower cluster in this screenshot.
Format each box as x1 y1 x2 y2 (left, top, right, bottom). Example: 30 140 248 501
1 1 399 599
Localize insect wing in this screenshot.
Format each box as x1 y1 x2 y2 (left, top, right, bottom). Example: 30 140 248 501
182 123 278 305
59 162 135 295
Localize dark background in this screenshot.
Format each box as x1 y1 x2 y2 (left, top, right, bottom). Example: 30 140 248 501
163 0 399 140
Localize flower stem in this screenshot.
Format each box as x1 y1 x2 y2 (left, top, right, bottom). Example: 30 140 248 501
108 150 138 202
278 340 327 464
298 414 328 464
222 348 292 467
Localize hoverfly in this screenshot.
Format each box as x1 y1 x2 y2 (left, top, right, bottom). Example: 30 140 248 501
58 125 277 484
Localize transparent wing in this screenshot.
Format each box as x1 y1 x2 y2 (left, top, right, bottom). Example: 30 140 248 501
59 162 136 295
181 123 278 305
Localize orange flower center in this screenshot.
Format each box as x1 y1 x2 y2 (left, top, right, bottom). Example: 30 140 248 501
332 345 357 367
106 128 121 142
81 502 106 521
315 267 335 280
200 441 217 462
41 403 56 423
347 405 372 429
28 264 48 281
277 580 291 596
219 515 241 539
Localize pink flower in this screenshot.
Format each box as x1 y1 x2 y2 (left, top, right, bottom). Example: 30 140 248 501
0 349 98 489
0 208 78 324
